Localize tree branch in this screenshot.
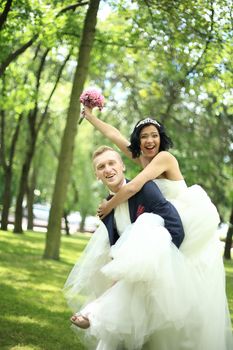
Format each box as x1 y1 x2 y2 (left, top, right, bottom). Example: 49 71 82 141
8 113 24 168
62 31 147 49
28 48 50 136
36 50 72 133
0 0 13 30
0 35 38 77
56 1 89 17
0 108 6 169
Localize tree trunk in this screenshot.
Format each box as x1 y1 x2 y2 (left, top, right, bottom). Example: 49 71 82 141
14 143 35 233
27 167 36 230
0 167 12 230
0 93 23 230
63 211 70 236
80 211 87 232
0 0 13 30
44 0 101 260
224 207 233 260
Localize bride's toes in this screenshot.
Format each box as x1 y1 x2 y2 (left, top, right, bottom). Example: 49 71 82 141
70 314 90 329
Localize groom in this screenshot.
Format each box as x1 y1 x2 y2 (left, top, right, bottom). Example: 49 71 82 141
93 145 184 249
70 145 185 338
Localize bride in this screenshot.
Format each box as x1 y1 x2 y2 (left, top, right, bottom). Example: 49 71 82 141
64 107 232 350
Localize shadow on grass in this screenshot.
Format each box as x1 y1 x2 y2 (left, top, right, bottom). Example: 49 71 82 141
0 230 90 266
0 283 85 350
0 231 90 350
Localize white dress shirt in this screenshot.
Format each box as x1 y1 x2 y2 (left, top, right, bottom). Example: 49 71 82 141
110 180 131 236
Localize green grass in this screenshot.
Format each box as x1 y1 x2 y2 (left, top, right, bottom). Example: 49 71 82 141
0 230 232 350
225 259 233 327
0 230 90 350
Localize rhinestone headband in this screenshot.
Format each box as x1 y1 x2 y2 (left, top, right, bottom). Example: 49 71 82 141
136 118 160 128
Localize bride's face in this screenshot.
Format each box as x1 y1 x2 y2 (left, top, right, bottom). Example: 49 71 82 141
139 124 160 158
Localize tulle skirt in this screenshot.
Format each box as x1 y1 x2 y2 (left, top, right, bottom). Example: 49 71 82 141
63 189 233 350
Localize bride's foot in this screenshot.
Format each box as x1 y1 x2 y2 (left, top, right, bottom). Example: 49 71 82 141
70 313 90 329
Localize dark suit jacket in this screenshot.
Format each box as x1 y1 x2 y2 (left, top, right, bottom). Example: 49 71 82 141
102 180 184 248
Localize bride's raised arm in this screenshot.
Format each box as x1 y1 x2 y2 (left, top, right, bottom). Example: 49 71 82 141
83 106 140 164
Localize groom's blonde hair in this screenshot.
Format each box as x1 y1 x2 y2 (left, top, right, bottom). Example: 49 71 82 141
92 145 123 163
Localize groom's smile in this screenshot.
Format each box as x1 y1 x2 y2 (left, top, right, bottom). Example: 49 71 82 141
94 150 125 192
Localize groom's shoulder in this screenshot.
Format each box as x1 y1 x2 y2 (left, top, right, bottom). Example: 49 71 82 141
126 178 156 190
126 178 162 200
136 180 162 199
142 180 160 192
141 181 167 205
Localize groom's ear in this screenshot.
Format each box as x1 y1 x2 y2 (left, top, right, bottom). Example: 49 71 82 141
93 165 98 178
95 171 101 181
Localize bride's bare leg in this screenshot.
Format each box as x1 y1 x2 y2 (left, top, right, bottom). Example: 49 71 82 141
70 313 90 329
70 298 99 329
70 280 117 329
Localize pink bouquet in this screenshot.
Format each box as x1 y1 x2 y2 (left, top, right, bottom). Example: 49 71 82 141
80 88 105 111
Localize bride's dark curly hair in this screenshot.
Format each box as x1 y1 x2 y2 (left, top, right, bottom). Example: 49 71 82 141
128 118 173 158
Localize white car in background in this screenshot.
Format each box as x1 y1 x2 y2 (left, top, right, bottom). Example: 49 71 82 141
32 204 98 233
83 215 100 232
33 204 50 221
218 222 229 240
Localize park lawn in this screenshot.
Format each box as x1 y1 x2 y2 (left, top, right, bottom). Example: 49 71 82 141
0 230 232 350
225 259 233 327
0 230 91 350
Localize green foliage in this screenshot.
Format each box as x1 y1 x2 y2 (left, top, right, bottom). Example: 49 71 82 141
0 0 40 62
0 0 232 224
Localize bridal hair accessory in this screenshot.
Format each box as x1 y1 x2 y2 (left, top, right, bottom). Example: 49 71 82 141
136 118 160 128
79 88 105 124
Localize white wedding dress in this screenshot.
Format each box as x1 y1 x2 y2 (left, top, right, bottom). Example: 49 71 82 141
63 179 233 350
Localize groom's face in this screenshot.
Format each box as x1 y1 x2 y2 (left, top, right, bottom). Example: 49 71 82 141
93 150 125 192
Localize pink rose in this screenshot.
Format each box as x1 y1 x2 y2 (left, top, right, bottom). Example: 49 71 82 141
80 88 104 111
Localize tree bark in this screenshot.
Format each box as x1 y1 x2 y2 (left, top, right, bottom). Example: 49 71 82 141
0 105 23 230
14 140 36 233
80 211 87 232
0 0 13 30
27 167 36 230
63 211 70 236
44 0 101 260
1 167 12 230
224 207 233 260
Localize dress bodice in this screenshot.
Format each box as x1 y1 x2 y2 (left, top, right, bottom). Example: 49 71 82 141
153 179 187 200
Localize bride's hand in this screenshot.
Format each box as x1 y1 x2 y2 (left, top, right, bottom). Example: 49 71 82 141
97 199 113 219
82 105 94 120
